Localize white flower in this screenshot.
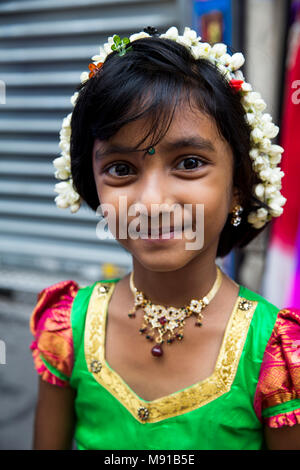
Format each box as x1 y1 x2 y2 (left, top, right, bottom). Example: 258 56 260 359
70 92 79 106
54 181 71 192
252 155 269 172
183 27 198 44
60 125 71 138
269 168 284 185
241 92 262 110
261 113 272 123
91 55 104 63
54 169 70 180
216 63 229 76
92 46 107 63
80 71 89 83
190 45 202 59
53 156 69 170
196 42 211 58
55 194 69 209
256 207 269 220
253 98 267 112
258 138 272 153
269 153 282 166
218 53 232 66
272 194 287 207
129 31 150 42
247 212 267 229
251 128 264 143
70 202 81 213
54 179 81 212
59 135 70 148
246 113 256 126
249 148 260 160
63 113 72 126
260 121 279 139
254 219 268 229
269 144 284 156
190 43 212 59
68 189 80 204
211 43 227 57
230 52 245 70
241 82 252 92
264 185 277 198
176 35 193 48
254 184 265 199
160 26 179 40
103 36 114 54
259 168 273 182
234 70 244 81
268 203 284 217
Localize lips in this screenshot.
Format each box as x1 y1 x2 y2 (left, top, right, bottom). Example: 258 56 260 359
139 226 176 237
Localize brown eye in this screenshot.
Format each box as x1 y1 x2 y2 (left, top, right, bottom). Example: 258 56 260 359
176 157 205 170
105 163 135 177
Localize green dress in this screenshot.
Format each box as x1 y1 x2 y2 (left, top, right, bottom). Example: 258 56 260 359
29 277 300 450
70 280 277 450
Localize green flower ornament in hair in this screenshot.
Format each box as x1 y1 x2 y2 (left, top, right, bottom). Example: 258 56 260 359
53 26 286 229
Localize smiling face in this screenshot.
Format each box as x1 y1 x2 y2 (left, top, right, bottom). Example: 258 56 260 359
92 100 237 272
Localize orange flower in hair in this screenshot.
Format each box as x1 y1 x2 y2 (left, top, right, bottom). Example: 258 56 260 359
88 61 103 79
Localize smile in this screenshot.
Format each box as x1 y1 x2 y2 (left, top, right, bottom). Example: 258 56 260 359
139 227 183 241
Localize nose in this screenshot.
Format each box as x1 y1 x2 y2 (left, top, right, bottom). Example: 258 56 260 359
136 166 175 214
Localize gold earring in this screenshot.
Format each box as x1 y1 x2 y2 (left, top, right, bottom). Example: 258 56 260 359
230 205 243 227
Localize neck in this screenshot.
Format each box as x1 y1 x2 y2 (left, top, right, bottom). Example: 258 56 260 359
131 250 220 308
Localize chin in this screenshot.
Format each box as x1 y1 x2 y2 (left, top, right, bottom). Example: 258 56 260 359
130 247 202 273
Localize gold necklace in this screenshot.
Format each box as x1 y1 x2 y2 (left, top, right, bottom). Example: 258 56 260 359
128 266 223 357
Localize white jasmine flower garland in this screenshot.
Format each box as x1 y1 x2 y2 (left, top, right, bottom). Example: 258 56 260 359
53 26 286 228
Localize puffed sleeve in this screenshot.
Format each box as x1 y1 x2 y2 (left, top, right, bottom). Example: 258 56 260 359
29 280 79 387
254 308 300 428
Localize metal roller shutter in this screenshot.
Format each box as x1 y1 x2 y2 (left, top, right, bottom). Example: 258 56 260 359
0 0 184 292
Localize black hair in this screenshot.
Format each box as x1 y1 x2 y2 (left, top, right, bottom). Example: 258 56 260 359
70 36 269 258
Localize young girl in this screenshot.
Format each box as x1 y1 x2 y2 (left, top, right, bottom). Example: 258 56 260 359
29 27 300 450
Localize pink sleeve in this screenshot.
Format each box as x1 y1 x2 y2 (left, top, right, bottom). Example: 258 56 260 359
254 308 300 428
29 280 79 387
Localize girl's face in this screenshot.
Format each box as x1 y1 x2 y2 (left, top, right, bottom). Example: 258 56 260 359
92 101 236 271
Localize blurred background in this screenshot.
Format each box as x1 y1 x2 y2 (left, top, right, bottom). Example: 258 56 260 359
0 0 299 449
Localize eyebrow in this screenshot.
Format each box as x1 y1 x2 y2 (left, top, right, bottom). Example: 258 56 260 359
95 136 216 161
161 137 216 153
95 145 140 160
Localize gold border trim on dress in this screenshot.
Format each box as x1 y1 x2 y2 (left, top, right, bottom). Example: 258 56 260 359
84 281 257 424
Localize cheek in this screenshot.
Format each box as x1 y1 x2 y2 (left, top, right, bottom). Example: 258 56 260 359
187 173 233 234
189 175 232 211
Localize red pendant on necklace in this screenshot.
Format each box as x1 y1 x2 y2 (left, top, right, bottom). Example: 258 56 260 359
151 344 163 357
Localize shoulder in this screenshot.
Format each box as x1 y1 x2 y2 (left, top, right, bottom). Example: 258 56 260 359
30 280 80 336
254 304 300 429
29 280 81 387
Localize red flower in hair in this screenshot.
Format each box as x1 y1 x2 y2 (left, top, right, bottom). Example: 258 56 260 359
88 62 103 79
229 79 244 92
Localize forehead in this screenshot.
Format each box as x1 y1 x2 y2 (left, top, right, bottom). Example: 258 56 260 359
111 101 223 149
